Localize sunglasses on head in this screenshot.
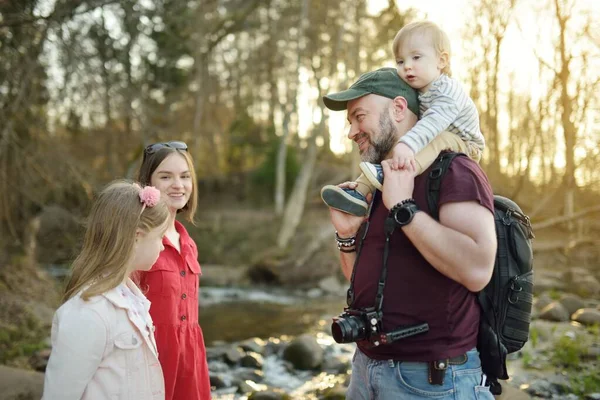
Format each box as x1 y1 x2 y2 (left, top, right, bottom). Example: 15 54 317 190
144 141 188 155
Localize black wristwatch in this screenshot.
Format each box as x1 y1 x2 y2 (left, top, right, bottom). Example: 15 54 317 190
389 199 420 227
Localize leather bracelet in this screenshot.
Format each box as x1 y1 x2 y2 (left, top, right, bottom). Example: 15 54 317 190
339 246 357 253
335 231 356 242
335 231 356 249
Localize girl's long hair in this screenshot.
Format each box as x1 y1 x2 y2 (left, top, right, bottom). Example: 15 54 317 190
62 180 169 303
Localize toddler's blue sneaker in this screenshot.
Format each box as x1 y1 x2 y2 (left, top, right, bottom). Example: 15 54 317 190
320 185 368 216
359 162 383 191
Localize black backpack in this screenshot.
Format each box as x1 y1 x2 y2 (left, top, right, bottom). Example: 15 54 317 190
426 152 535 395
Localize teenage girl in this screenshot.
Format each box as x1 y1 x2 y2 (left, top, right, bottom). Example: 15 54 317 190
138 141 211 400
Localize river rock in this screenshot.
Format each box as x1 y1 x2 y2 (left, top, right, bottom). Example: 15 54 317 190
206 345 228 361
282 334 324 370
248 390 290 400
237 380 255 394
586 343 600 359
29 348 51 372
496 382 532 399
321 385 347 400
36 205 82 264
225 346 245 364
534 292 554 311
241 352 264 369
571 308 600 326
321 354 350 374
534 270 567 293
210 374 228 389
539 302 570 322
586 299 600 309
240 337 266 355
208 360 230 373
234 367 264 382
523 374 571 398
559 293 586 316
563 268 600 297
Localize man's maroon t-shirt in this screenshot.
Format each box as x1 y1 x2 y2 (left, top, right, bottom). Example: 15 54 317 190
354 155 494 362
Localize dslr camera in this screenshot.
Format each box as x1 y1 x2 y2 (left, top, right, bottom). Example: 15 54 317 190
331 307 428 347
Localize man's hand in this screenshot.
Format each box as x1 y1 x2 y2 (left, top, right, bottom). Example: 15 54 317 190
381 159 417 210
390 142 416 170
328 181 371 238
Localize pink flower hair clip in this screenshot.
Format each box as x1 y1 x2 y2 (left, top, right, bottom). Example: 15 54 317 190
138 185 161 213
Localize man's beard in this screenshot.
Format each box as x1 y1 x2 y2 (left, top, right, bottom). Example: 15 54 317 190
360 111 398 164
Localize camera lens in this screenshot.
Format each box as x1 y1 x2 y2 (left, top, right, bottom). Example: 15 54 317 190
331 315 366 343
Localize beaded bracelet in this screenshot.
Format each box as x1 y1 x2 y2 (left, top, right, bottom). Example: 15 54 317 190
335 231 356 249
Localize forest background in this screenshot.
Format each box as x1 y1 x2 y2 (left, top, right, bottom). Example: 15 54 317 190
0 0 599 393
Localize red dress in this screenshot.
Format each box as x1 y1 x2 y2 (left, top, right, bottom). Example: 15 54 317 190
139 221 211 400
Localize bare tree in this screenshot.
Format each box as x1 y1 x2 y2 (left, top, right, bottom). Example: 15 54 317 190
463 0 517 174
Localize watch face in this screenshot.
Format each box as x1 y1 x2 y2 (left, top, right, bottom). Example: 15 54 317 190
396 207 411 225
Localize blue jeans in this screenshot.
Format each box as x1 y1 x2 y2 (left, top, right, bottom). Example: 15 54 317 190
346 348 495 399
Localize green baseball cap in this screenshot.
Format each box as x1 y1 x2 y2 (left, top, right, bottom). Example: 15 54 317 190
322 67 419 115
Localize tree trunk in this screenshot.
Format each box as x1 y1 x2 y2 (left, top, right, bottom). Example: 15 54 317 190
277 131 319 249
275 107 291 216
350 0 364 179
555 0 577 233
274 0 309 216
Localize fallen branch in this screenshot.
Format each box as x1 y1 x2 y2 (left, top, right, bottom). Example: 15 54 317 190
533 204 600 230
533 237 600 252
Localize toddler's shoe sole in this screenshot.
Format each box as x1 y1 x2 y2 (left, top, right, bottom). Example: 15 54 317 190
320 185 368 217
359 162 383 191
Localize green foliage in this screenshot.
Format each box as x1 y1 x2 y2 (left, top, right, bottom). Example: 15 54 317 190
570 369 600 397
250 140 301 202
586 324 600 336
549 332 600 396
0 310 47 365
551 335 585 368
548 289 562 300
529 325 539 348
521 350 533 368
225 111 270 174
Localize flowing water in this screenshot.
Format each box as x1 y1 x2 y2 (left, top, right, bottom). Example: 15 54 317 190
198 287 354 399
199 286 347 345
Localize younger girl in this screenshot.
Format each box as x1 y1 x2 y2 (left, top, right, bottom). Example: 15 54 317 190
42 180 169 400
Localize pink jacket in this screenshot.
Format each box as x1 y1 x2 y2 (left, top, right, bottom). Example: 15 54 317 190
42 279 165 400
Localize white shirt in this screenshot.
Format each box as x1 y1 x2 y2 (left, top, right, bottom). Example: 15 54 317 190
399 74 485 154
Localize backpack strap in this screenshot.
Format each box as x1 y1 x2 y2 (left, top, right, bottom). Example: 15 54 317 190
426 152 466 220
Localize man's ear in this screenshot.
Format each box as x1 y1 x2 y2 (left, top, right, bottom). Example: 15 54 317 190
391 96 408 122
438 52 449 71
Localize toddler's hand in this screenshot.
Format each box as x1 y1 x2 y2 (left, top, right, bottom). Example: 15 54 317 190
391 142 416 170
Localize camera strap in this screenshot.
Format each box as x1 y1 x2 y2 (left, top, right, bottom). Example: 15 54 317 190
347 192 396 312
